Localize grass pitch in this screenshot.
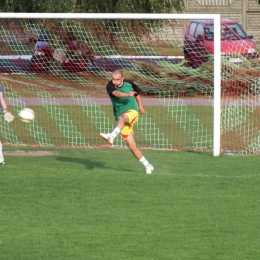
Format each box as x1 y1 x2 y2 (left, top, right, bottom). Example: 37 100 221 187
0 147 259 259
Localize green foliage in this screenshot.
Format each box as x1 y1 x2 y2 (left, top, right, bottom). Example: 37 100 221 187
3 0 73 12
4 0 185 13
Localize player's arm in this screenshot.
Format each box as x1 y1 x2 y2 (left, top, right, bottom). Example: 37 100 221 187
112 90 136 98
135 94 145 114
106 81 136 98
0 90 14 123
0 92 7 111
125 79 145 114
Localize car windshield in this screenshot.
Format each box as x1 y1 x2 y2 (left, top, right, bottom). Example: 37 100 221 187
205 23 248 41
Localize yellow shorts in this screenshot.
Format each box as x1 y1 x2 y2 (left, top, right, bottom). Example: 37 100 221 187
121 110 138 140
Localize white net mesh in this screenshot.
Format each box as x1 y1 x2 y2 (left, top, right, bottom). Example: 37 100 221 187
0 16 259 155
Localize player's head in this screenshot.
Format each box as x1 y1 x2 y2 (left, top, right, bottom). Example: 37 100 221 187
112 69 124 87
38 34 46 42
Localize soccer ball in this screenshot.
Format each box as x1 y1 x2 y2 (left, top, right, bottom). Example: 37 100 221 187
18 108 35 123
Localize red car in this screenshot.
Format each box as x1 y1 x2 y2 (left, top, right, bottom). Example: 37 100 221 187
184 19 258 66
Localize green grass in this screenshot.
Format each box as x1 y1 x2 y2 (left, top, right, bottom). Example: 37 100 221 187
0 147 260 259
3 104 215 149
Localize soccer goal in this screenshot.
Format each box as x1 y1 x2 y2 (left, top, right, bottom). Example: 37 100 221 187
0 13 259 156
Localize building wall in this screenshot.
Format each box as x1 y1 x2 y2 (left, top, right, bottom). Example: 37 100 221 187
183 0 260 48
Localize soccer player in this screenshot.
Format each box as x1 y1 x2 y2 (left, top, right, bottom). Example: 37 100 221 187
100 69 154 174
0 86 14 165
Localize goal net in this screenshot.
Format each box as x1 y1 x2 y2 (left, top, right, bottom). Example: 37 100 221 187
0 13 259 156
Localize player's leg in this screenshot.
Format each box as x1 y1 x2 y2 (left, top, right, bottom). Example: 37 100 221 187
100 111 132 145
110 113 129 138
121 114 153 174
124 132 154 174
124 132 142 159
0 141 5 165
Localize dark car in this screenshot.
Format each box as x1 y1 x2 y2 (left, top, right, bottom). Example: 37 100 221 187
184 19 259 66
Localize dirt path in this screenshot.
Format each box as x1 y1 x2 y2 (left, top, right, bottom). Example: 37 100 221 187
4 150 59 156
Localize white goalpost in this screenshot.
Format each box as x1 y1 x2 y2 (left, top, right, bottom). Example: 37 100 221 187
0 12 258 156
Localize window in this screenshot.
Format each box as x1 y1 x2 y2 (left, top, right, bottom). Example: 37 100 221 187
205 26 214 40
222 24 247 40
195 24 203 38
204 23 248 41
196 0 233 5
189 22 197 37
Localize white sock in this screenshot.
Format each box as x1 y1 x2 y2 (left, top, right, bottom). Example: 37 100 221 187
139 156 150 167
110 127 121 139
0 142 4 163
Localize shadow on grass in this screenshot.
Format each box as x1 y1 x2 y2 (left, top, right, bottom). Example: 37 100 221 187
56 156 139 173
185 150 214 157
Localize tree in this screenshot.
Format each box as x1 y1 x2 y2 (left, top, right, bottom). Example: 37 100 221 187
2 0 73 13
75 0 185 13
2 0 185 13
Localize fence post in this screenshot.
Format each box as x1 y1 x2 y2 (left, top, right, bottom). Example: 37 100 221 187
242 0 248 32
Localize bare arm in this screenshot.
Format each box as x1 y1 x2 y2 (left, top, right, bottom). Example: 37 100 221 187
0 91 14 123
0 92 7 111
111 89 145 114
111 90 136 98
135 94 145 114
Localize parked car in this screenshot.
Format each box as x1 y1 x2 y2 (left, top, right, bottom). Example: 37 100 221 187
184 19 259 67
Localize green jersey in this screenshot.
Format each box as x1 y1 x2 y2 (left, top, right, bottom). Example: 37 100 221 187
106 79 142 121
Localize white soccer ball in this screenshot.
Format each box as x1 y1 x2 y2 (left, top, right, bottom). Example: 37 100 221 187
18 108 35 123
